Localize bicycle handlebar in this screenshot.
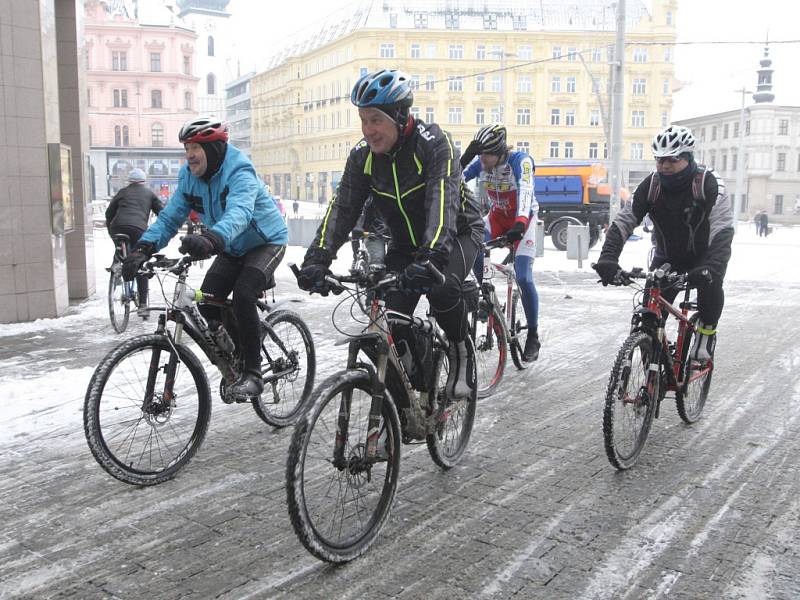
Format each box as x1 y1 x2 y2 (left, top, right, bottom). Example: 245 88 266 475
591 262 688 287
485 235 511 250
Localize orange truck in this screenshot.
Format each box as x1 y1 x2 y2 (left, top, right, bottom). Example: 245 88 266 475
534 162 629 250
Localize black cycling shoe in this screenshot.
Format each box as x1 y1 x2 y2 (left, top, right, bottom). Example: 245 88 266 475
522 332 540 362
226 371 264 402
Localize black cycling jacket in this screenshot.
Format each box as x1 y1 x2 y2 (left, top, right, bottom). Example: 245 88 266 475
307 118 483 267
106 183 163 231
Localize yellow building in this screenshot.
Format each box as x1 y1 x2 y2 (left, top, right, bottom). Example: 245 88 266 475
251 0 677 203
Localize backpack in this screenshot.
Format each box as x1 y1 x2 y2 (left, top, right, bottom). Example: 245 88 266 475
646 166 707 210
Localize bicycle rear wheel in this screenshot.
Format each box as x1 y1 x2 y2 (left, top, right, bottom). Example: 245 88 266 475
676 314 714 424
252 310 316 427
602 331 658 470
471 302 507 398
509 290 530 370
427 337 478 468
108 268 131 333
84 334 211 485
286 370 401 563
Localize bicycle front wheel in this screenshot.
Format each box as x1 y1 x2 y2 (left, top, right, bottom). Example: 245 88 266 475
471 303 507 398
84 334 212 485
602 331 658 470
108 269 131 333
676 314 714 424
427 337 478 468
252 310 316 427
286 370 401 563
509 290 530 370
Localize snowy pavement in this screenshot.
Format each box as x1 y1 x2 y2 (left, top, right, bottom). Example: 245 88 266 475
1 224 800 598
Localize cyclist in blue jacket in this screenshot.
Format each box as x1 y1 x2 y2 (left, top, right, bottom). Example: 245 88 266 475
122 116 288 400
461 124 541 362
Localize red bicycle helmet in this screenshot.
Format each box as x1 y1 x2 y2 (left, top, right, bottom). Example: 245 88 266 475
178 116 229 144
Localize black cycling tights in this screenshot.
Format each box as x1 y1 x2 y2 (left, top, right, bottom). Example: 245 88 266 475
198 245 285 375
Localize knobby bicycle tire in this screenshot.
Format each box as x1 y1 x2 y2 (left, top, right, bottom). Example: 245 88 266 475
472 303 507 398
602 331 658 470
509 290 530 370
84 334 212 485
252 309 316 428
426 336 478 468
286 370 401 563
676 314 713 424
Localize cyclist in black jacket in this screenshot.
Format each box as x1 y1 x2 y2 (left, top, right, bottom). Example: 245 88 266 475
297 69 484 398
594 125 734 362
105 168 162 318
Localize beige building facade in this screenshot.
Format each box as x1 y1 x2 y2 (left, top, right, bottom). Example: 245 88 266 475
251 0 677 204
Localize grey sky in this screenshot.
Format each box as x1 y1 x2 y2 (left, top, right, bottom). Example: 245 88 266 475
226 0 800 119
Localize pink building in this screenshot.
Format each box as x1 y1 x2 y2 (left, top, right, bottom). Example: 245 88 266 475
85 0 199 199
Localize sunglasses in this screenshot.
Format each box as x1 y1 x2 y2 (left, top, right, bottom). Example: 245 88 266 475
656 157 682 164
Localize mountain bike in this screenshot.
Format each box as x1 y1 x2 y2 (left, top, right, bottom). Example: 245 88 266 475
107 233 139 333
84 255 316 486
470 236 530 398
285 263 477 563
598 263 714 470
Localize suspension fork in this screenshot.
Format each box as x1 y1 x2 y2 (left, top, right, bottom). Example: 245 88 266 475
144 313 184 410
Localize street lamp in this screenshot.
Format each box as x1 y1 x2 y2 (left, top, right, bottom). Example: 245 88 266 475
487 49 516 123
733 87 752 232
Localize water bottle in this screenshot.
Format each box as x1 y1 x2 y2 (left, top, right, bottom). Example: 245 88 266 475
209 322 235 355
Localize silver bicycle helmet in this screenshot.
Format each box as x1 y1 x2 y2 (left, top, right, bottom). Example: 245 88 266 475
651 125 695 158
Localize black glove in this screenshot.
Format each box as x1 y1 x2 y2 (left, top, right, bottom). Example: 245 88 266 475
121 243 154 281
400 261 438 295
297 262 333 295
687 266 714 288
593 258 621 286
178 230 224 259
459 139 483 169
506 221 527 243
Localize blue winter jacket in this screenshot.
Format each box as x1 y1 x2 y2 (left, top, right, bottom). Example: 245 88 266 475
140 144 288 255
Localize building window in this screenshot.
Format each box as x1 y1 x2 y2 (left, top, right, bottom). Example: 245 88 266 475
589 142 598 159
633 47 648 63
590 109 600 127
410 107 420 119
709 150 716 169
88 125 92 145
664 47 673 62
774 194 784 214
517 140 530 152
445 13 459 29
207 73 216 95
517 45 532 60
114 125 121 146
631 110 645 128
389 13 397 28
734 122 740 137
447 76 463 92
777 152 786 171
380 43 395 58
632 78 647 95
150 52 161 72
425 107 434 122
448 107 462 124
566 76 576 93
207 36 214 57
151 123 164 147
549 141 559 158
184 91 192 110
113 88 128 108
448 44 464 59
476 45 486 60
552 46 562 60
550 108 560 125
564 141 574 158
663 78 670 95
517 108 531 126
745 120 751 135
87 88 92 107
661 111 668 126
491 107 501 123
666 10 673 25
414 12 428 28
483 13 497 29
604 143 608 159
475 107 485 125
425 75 435 91
183 55 191 75
476 75 485 92
722 153 727 171
410 43 420 58
512 15 527 30
565 110 575 126
426 43 436 58
491 75 502 92
517 75 531 93
732 152 737 170
112 51 127 71
723 123 729 138
631 143 644 160
551 76 561 93
711 125 717 141
591 48 602 62
566 47 577 62
151 89 162 108
779 119 789 135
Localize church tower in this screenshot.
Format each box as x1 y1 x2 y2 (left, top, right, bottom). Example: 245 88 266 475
752 41 775 104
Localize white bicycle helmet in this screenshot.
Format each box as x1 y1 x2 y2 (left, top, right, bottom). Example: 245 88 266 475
651 125 695 158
